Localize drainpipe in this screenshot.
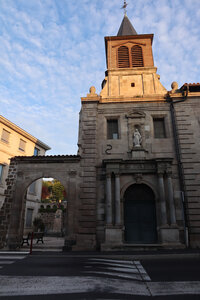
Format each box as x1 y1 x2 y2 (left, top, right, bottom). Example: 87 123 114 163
166 84 189 247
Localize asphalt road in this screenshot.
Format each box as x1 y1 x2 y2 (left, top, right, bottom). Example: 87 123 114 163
0 252 200 299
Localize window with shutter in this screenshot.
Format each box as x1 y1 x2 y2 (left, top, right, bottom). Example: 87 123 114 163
19 139 26 151
131 45 144 67
1 128 10 143
118 46 130 68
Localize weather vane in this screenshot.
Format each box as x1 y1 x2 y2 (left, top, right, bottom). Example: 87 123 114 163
121 0 128 16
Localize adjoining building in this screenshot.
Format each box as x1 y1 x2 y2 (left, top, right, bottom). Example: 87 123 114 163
0 115 50 232
0 14 200 250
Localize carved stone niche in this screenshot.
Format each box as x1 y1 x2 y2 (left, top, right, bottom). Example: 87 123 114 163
126 111 147 156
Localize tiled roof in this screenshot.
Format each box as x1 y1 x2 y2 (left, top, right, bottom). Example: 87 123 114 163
182 83 200 86
180 83 200 93
11 155 80 162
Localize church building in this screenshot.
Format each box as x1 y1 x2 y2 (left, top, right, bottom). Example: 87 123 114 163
1 13 200 251
76 14 200 250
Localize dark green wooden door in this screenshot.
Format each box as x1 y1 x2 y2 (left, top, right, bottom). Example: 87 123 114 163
124 184 157 244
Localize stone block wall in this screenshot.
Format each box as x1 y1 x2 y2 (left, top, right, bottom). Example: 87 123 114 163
0 160 18 248
74 102 98 250
175 98 200 247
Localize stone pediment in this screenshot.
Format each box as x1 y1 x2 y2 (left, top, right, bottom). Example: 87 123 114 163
126 111 146 119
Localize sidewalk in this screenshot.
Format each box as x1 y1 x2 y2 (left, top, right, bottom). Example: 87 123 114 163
22 236 65 252
1 236 199 259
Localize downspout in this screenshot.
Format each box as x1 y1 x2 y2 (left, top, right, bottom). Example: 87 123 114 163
166 84 189 247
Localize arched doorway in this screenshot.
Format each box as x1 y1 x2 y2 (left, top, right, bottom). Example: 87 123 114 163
124 184 157 244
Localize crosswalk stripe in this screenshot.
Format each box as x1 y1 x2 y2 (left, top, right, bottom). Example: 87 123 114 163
99 266 138 273
89 258 133 264
0 256 26 260
88 261 135 268
0 260 14 264
85 258 151 282
134 260 151 281
83 271 142 281
0 254 27 270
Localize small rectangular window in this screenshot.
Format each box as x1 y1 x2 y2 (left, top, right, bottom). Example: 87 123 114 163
19 139 26 152
34 147 39 156
25 208 33 227
153 118 166 138
1 129 10 143
0 164 3 182
107 119 119 139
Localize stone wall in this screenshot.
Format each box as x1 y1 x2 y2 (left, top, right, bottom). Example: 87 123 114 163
74 103 98 250
0 159 18 248
174 97 200 247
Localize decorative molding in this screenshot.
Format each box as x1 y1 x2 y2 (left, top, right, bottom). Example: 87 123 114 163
126 111 146 119
112 41 146 48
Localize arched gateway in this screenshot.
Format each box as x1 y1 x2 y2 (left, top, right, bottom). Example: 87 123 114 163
124 184 157 244
0 155 81 250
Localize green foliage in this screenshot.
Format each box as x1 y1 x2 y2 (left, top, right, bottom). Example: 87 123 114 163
52 180 65 202
41 179 66 203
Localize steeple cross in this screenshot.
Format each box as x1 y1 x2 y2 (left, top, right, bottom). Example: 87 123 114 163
121 0 128 16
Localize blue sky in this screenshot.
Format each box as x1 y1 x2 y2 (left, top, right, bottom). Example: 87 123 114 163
0 0 200 155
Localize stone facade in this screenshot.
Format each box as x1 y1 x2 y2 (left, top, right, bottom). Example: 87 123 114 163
0 16 200 250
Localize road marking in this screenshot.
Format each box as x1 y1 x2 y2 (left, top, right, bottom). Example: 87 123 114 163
0 260 14 264
0 251 29 254
0 256 26 260
86 258 151 281
134 260 151 281
97 266 138 274
0 276 148 296
0 255 27 270
89 258 133 264
88 261 137 268
0 276 200 297
148 281 200 296
83 271 142 280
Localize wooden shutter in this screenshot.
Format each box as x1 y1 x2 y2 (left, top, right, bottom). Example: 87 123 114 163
131 45 144 67
19 139 26 151
118 46 130 68
1 129 10 143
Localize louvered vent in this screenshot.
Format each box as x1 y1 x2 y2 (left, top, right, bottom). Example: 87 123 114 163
131 46 144 67
118 46 130 68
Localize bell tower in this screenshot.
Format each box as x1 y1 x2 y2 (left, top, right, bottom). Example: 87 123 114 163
100 14 167 100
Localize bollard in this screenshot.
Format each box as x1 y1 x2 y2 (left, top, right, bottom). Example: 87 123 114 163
30 232 34 255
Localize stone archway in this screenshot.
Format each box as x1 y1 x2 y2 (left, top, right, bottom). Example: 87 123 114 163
124 183 157 244
0 155 81 249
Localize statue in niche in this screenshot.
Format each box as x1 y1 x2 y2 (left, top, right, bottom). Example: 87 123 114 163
133 128 142 147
